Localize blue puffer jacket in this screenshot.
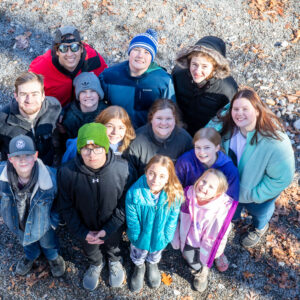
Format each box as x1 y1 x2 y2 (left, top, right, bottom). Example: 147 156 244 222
0 159 58 246
99 61 176 129
126 175 182 252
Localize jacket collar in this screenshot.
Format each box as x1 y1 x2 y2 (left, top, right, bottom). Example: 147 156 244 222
0 159 53 190
146 123 178 147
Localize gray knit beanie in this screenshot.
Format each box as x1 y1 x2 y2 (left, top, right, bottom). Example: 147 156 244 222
73 72 104 100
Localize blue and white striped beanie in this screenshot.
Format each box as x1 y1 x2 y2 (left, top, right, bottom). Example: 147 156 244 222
128 29 158 61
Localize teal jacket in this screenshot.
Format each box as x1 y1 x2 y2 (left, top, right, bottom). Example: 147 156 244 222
125 175 182 252
222 130 295 204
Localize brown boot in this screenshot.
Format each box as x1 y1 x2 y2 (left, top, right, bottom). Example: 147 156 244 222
193 266 209 292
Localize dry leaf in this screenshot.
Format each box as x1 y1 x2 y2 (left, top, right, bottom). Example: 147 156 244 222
49 281 55 288
245 290 259 300
181 296 193 300
161 272 172 286
14 34 30 50
159 38 167 44
243 271 254 279
82 0 90 9
137 10 146 18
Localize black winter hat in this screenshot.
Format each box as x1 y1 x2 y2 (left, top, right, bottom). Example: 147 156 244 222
196 36 226 57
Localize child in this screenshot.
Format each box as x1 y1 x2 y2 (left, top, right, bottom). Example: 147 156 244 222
175 127 239 202
126 155 184 292
62 105 135 162
172 169 238 292
0 135 65 277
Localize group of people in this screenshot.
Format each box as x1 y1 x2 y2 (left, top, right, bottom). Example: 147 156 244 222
0 25 295 293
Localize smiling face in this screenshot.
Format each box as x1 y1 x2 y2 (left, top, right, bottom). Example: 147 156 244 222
194 138 220 167
14 80 45 118
146 163 169 194
105 118 126 145
151 108 176 140
80 144 106 169
56 40 83 72
189 55 214 83
128 47 152 77
79 89 99 112
9 153 38 180
195 172 220 203
231 97 259 136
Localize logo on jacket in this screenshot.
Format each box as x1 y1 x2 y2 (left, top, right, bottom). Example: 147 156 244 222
16 139 26 149
92 178 99 183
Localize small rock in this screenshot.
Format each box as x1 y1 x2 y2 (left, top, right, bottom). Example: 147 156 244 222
288 114 294 121
174 290 180 296
281 108 287 115
218 283 225 289
293 119 300 131
266 99 276 105
232 263 237 268
276 111 281 118
287 104 295 111
281 41 289 48
279 99 287 106
274 41 281 47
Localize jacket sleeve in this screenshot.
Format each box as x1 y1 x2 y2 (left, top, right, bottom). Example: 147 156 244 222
164 200 181 244
163 77 176 102
57 168 89 241
125 188 141 242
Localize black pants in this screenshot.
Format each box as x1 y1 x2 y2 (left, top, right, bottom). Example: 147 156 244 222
82 228 123 266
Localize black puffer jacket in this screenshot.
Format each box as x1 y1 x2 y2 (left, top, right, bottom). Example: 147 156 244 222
0 97 61 165
172 36 238 136
57 149 134 241
125 123 193 177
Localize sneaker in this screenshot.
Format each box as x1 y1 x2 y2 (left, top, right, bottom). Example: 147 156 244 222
130 263 146 292
146 262 161 289
193 266 209 292
16 257 34 276
83 263 104 291
241 223 269 248
108 260 125 288
48 255 66 277
214 253 229 272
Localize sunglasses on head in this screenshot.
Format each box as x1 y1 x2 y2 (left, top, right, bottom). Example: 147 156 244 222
58 43 81 53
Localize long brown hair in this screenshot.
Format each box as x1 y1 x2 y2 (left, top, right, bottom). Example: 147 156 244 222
148 98 181 126
95 106 136 152
193 127 221 146
145 155 184 207
220 87 285 144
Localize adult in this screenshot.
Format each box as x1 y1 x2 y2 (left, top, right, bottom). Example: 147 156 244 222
125 99 193 177
29 25 107 107
100 29 176 129
218 88 295 247
172 36 238 136
57 123 134 291
0 72 61 166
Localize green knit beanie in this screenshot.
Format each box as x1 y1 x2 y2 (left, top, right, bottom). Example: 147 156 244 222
77 122 110 153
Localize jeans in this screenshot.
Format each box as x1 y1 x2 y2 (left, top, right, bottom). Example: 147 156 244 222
233 197 277 229
82 227 123 266
24 228 59 261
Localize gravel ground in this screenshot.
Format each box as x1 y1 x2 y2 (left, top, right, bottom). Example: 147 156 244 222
0 0 299 299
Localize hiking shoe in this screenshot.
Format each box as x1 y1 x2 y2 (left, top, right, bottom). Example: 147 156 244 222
16 257 34 276
146 262 161 289
83 263 104 291
193 266 209 292
108 260 125 288
215 253 229 272
130 263 146 292
241 223 269 248
48 255 65 277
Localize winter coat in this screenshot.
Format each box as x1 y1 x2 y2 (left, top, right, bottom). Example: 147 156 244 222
0 97 61 166
175 149 239 202
222 130 295 204
172 36 238 136
172 186 237 267
0 159 58 246
126 175 182 252
29 43 107 107
63 101 107 138
99 61 176 129
125 123 193 177
57 149 134 241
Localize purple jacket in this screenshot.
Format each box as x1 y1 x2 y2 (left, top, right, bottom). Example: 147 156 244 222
175 149 239 202
172 186 238 268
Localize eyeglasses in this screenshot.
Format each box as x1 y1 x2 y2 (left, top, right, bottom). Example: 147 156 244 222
58 43 81 53
81 147 104 156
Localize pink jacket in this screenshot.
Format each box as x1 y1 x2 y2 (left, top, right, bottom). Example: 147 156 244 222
172 186 238 268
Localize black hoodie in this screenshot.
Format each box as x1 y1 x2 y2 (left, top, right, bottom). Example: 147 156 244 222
172 36 238 136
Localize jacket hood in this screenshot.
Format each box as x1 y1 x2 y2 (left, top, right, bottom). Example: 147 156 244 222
175 36 230 79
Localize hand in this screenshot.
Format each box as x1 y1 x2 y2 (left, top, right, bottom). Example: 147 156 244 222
85 231 98 243
86 230 106 245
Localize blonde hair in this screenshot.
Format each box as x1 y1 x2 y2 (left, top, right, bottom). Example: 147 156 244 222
193 127 221 146
194 169 228 197
15 72 44 94
95 106 136 152
145 155 184 207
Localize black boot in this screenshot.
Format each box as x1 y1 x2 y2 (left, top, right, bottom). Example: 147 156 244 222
146 262 161 288
130 263 146 292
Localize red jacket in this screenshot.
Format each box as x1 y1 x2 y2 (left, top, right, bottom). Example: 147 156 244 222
29 43 107 107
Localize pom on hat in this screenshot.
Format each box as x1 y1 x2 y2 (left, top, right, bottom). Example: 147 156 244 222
128 28 158 61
